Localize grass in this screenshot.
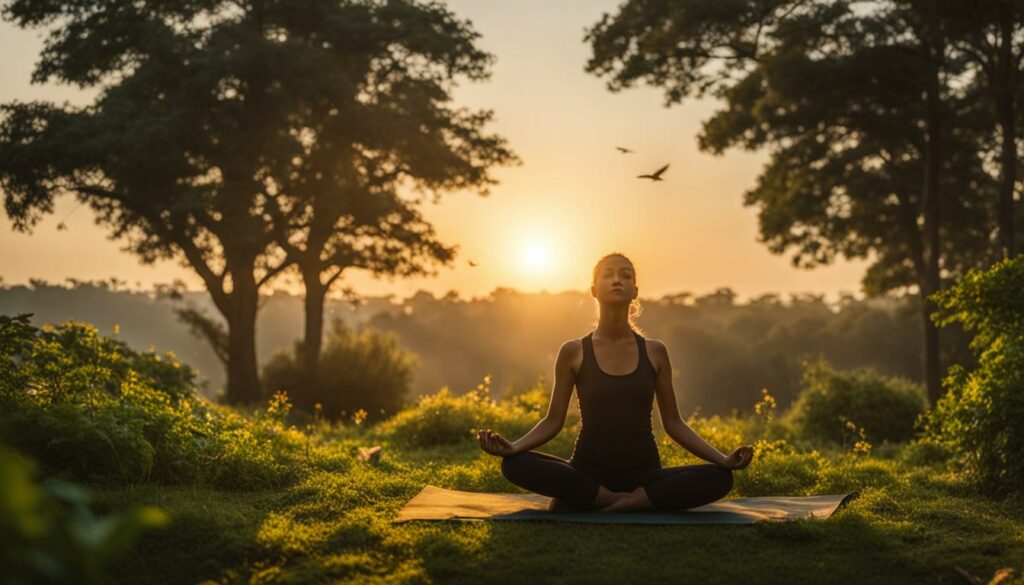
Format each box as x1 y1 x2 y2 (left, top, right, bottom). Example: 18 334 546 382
93 424 1024 585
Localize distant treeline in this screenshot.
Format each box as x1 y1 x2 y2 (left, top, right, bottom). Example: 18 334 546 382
0 280 974 416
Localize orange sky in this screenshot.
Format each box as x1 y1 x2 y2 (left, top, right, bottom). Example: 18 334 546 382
0 1 870 303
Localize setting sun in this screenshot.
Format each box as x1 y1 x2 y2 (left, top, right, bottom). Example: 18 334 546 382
520 241 554 272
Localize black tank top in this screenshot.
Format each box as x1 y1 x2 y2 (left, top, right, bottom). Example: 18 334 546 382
570 330 662 468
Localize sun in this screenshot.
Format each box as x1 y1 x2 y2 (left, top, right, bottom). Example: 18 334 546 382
520 241 553 272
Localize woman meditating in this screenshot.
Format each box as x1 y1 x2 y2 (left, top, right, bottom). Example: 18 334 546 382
476 252 754 513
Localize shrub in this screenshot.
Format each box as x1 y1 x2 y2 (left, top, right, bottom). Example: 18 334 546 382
682 413 748 458
0 315 326 489
0 313 197 401
922 256 1024 496
788 357 927 446
734 446 826 497
262 319 417 423
378 376 539 449
899 437 955 468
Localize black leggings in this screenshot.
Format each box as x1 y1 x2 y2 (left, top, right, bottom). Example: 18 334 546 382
501 450 734 511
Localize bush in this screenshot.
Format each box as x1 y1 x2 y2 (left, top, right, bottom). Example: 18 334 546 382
0 315 327 489
922 256 1024 497
377 376 539 449
899 437 955 468
0 314 198 401
734 445 826 497
262 319 417 423
788 357 928 446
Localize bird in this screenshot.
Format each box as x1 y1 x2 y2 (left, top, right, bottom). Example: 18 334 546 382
55 201 84 231
615 146 634 154
468 260 478 267
637 163 670 181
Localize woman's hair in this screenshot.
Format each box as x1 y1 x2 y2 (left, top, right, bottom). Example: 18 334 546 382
591 252 645 336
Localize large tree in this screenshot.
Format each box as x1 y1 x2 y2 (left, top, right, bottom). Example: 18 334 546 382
259 7 517 380
0 0 513 403
585 0 1001 404
943 0 1024 258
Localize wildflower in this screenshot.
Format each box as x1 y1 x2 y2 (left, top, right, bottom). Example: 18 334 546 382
754 387 777 423
266 390 292 421
352 408 368 426
840 416 872 455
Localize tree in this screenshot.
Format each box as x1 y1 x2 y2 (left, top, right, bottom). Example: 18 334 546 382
260 5 517 380
0 0 285 402
943 0 1024 258
584 0 1001 404
0 0 513 402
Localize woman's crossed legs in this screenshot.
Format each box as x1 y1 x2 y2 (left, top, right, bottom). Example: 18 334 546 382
500 450 734 512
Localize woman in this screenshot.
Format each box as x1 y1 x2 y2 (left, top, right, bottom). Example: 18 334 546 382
476 252 754 513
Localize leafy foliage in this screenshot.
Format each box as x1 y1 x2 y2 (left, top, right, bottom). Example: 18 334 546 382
0 315 334 489
1 313 196 401
923 256 1024 496
376 375 544 449
788 357 928 446
261 319 417 423
0 444 167 585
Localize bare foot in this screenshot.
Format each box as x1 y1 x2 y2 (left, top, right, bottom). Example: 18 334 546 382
599 487 653 513
592 485 631 508
549 485 630 512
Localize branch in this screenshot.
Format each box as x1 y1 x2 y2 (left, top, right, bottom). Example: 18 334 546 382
953 40 995 78
172 234 230 314
69 182 231 312
256 254 294 287
261 188 303 257
174 305 230 367
325 266 346 288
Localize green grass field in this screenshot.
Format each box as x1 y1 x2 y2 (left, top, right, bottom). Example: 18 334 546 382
95 422 1024 585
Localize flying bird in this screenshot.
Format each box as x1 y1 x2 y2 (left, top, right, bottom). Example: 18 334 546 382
637 163 670 181
468 260 478 267
55 200 85 231
615 146 634 154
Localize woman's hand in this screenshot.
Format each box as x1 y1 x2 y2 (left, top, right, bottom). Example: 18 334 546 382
720 445 754 470
476 428 518 457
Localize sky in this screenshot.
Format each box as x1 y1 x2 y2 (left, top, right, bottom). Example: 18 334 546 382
0 0 871 303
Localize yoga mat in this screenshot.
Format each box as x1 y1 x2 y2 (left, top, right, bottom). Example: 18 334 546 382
393 485 860 525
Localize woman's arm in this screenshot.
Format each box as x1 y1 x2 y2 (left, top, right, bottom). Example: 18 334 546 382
650 341 728 466
506 340 578 455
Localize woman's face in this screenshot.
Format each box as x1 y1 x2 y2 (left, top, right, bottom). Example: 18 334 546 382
591 256 638 304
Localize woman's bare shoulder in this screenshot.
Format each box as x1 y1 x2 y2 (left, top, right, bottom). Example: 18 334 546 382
557 337 585 372
559 337 584 356
645 338 668 354
644 338 669 373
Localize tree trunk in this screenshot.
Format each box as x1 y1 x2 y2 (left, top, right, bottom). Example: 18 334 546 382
922 67 944 406
920 294 941 404
301 265 327 382
996 7 1017 258
224 267 263 404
